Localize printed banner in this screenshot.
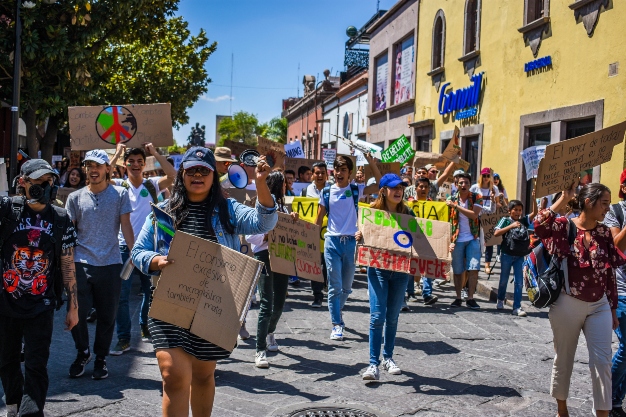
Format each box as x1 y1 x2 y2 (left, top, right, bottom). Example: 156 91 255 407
284 141 304 159
535 121 626 197
149 231 263 352
382 135 415 164
68 103 173 150
408 200 449 222
520 145 547 181
393 37 414 105
375 55 389 111
480 205 509 247
268 213 323 282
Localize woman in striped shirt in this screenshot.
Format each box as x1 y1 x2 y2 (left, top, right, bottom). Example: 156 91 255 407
132 146 277 417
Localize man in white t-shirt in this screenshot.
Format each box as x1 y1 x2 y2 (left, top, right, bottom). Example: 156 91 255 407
316 154 381 341
109 143 176 354
446 173 483 310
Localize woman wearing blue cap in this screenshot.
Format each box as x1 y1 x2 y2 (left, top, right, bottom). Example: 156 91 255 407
356 173 414 382
131 146 278 416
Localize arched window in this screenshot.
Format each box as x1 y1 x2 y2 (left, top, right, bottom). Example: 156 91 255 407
464 0 480 55
431 10 446 71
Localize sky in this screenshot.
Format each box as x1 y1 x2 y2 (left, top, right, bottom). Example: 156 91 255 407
173 0 399 145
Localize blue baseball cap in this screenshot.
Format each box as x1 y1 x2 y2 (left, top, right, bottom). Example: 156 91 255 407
182 146 216 171
379 173 407 189
84 149 110 165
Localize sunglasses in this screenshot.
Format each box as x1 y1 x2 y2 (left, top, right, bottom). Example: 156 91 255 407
184 167 212 176
482 174 491 178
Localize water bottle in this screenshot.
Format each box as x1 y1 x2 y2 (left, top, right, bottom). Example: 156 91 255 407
120 258 134 280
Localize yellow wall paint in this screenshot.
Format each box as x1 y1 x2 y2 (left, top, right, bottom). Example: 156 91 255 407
414 0 626 200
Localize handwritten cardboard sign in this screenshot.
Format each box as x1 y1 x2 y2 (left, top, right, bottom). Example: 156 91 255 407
284 141 305 159
291 197 327 253
480 205 509 247
256 136 285 168
226 188 256 204
322 149 336 169
268 212 323 282
223 140 253 158
442 126 461 163
143 156 162 172
356 246 450 279
357 207 451 277
55 187 76 208
362 161 401 181
285 157 325 175
408 200 449 222
436 182 453 201
535 121 626 197
149 231 263 351
412 151 447 169
68 103 173 151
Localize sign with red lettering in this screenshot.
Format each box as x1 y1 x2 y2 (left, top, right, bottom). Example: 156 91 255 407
267 212 323 282
356 247 450 279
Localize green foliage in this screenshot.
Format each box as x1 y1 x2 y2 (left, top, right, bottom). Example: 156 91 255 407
265 117 288 143
0 0 215 161
167 144 187 155
217 111 260 146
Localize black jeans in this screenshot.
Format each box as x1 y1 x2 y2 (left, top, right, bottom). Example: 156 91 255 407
310 253 328 300
71 263 122 358
255 250 289 352
0 309 54 417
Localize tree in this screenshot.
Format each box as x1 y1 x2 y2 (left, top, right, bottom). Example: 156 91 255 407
265 117 288 143
217 111 261 146
0 1 215 162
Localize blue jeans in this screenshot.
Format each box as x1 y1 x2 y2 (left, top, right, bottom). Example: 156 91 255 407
422 277 433 298
116 246 152 341
451 239 481 272
406 277 415 296
612 295 626 407
497 252 524 310
367 267 409 366
324 235 357 326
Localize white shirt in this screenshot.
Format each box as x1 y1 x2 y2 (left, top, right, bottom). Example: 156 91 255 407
305 182 329 198
246 205 289 253
319 183 365 237
457 197 482 243
470 184 499 214
114 177 162 245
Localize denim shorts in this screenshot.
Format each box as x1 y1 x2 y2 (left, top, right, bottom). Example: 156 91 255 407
451 239 481 273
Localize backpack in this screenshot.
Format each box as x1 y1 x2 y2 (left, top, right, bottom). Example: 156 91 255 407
0 197 68 310
322 183 360 216
120 179 159 204
502 218 531 257
523 218 576 309
613 203 625 228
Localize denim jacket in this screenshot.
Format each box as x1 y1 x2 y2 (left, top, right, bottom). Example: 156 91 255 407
131 197 278 276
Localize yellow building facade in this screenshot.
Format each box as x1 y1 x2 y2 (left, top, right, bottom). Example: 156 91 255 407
412 0 626 204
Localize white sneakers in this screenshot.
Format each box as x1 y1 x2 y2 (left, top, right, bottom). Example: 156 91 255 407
266 333 279 352
512 308 528 317
330 325 344 341
255 351 269 368
362 364 379 381
497 300 504 309
382 358 402 375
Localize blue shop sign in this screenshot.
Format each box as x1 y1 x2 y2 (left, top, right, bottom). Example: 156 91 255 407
525 56 552 72
438 72 483 120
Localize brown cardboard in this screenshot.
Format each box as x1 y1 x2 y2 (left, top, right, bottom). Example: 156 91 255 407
284 157 325 175
535 121 626 197
149 231 263 351
55 187 76 207
412 151 447 169
442 126 461 163
256 136 286 168
69 151 81 169
357 206 451 263
223 140 253 158
356 246 450 279
68 103 173 151
362 162 401 180
226 188 256 204
480 205 509 247
143 156 162 172
267 212 324 282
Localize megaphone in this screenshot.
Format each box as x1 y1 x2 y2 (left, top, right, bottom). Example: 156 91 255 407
227 150 276 189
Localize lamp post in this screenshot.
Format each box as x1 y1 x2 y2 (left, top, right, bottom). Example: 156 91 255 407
9 0 22 188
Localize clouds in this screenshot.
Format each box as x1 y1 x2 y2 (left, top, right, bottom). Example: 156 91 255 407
201 94 233 103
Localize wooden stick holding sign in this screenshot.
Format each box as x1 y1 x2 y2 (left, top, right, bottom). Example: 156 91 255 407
267 212 324 282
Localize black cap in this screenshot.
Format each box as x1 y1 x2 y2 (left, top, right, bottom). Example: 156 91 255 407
20 159 58 179
182 147 216 172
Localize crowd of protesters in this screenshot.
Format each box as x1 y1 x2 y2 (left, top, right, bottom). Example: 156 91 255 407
2 142 626 417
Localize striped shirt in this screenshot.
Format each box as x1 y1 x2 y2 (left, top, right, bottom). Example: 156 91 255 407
149 201 233 360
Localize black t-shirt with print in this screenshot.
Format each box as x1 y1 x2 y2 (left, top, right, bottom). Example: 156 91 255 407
0 201 77 318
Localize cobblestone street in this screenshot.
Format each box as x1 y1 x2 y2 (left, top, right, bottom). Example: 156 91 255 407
0 271 612 416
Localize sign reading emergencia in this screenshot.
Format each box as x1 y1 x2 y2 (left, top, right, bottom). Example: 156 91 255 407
438 72 484 121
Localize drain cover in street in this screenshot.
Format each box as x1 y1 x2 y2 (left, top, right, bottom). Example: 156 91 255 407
288 407 378 417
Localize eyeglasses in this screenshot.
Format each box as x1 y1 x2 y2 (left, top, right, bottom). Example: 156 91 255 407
184 167 212 176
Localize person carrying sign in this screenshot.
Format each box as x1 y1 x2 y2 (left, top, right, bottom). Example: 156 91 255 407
108 142 176 356
131 147 277 417
316 153 381 341
356 174 413 382
413 177 439 306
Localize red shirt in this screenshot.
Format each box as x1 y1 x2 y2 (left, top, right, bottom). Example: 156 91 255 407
534 209 624 309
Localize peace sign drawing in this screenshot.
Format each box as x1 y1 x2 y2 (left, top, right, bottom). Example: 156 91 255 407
95 106 138 145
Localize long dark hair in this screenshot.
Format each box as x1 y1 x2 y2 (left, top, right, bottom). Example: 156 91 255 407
65 167 86 189
266 171 285 211
494 175 505 193
577 183 611 212
166 166 234 234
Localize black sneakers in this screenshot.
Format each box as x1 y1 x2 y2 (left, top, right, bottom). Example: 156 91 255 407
311 297 323 308
611 407 626 417
92 356 108 380
450 299 462 307
69 351 92 378
424 295 439 305
466 299 481 310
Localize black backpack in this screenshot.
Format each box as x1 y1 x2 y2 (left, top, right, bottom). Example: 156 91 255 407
0 196 68 310
503 218 531 257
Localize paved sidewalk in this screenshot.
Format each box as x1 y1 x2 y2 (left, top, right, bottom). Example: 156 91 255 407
0 272 613 416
